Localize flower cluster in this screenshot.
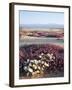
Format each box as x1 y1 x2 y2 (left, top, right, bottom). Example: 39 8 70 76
19 44 64 78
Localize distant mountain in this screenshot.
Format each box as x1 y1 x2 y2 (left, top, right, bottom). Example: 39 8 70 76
20 24 64 29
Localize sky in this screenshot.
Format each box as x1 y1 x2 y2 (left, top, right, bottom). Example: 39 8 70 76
19 10 64 26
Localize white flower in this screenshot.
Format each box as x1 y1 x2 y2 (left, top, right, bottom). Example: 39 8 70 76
39 55 42 58
28 67 33 73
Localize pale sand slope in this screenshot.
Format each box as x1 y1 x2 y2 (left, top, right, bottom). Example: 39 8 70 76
19 36 64 48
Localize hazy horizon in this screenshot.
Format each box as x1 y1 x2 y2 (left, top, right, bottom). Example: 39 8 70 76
20 24 64 29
